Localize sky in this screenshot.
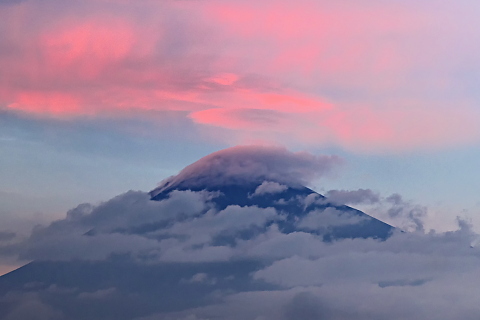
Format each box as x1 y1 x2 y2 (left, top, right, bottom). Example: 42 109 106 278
2 0 480 258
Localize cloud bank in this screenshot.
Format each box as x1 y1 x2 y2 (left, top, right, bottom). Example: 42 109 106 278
1 183 480 319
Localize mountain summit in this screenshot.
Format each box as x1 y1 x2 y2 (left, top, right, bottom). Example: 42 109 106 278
150 145 393 241
151 145 341 194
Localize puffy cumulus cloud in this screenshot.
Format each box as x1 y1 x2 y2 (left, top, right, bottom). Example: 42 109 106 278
251 181 288 197
0 184 430 265
15 190 220 261
61 190 215 233
2 0 480 152
2 187 287 263
156 205 282 262
150 145 342 196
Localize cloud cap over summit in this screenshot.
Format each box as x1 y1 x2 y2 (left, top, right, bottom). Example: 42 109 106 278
150 145 342 198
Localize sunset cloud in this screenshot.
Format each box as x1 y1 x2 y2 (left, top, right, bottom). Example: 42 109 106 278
2 0 480 152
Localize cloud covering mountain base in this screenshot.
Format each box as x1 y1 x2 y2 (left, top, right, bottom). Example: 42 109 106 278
1 216 479 320
0 146 479 319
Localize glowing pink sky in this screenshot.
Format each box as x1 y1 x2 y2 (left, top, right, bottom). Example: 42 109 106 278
2 0 480 152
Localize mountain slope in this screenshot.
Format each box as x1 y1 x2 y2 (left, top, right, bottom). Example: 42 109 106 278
151 182 392 241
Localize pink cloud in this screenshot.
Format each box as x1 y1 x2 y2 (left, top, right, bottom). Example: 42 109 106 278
205 73 239 86
7 91 82 115
1 0 480 152
40 19 137 79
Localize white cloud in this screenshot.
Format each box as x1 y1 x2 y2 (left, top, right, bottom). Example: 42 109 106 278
251 181 288 197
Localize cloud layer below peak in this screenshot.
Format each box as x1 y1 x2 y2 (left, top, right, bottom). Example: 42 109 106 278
1 185 480 320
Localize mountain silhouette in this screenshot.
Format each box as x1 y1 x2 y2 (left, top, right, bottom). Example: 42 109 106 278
0 146 393 320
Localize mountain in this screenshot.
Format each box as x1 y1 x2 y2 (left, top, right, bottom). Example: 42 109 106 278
151 182 392 241
149 145 392 241
0 146 393 320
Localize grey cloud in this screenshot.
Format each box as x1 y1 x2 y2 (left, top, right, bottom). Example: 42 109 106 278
241 226 323 260
4 213 480 320
175 205 278 236
325 189 427 232
14 190 219 261
139 280 480 320
7 183 471 266
156 205 282 262
252 224 480 291
297 207 368 230
387 193 403 205
380 193 427 232
14 190 287 262
64 190 215 233
21 232 161 261
253 251 454 288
